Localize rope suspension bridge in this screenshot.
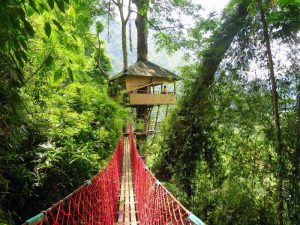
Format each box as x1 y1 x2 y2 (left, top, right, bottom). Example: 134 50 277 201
23 126 204 225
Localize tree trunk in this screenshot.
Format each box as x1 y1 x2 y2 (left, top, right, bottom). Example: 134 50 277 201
136 104 148 150
133 0 149 61
294 94 300 222
132 0 149 150
256 0 284 225
158 0 251 196
121 21 128 70
115 0 131 70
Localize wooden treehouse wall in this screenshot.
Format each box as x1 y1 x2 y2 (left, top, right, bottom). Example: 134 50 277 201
125 76 174 92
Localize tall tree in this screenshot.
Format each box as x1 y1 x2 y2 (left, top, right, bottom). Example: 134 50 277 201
131 0 150 147
112 0 132 70
132 0 149 61
256 1 283 224
150 0 299 223
157 0 251 197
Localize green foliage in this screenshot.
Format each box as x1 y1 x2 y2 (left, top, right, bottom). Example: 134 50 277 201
151 68 293 224
268 0 300 40
96 21 104 34
44 22 52 38
0 0 128 224
192 178 276 225
2 77 128 222
1 0 299 224
149 0 300 224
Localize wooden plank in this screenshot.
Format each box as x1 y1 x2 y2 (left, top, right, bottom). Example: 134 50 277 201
125 77 151 92
116 137 138 225
129 93 176 105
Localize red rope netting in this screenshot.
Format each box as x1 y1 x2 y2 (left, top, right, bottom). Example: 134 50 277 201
129 126 202 225
25 138 123 225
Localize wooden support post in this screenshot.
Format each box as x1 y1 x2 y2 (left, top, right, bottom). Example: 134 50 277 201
131 108 136 131
151 106 160 146
154 106 160 133
174 82 176 94
147 106 153 133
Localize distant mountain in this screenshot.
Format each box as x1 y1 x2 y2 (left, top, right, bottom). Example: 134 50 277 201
101 20 184 76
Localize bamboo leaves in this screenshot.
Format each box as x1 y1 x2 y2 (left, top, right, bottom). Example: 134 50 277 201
47 0 55 9
44 19 64 38
54 68 63 81
24 20 35 37
44 55 54 67
53 67 74 83
44 22 52 37
52 19 64 31
46 0 69 13
29 0 40 13
67 67 73 81
56 0 66 13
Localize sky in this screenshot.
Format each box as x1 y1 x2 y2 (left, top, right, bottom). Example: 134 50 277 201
195 0 230 13
113 0 231 22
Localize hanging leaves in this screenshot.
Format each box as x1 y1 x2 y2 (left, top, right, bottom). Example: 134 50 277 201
52 19 64 31
54 68 63 81
19 39 28 50
14 50 25 67
45 55 54 67
55 0 65 13
28 0 40 14
23 20 35 37
19 49 28 62
38 3 50 13
96 21 104 34
67 67 73 81
44 22 52 38
47 0 55 9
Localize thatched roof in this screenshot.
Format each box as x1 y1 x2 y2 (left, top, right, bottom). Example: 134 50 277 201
110 61 179 81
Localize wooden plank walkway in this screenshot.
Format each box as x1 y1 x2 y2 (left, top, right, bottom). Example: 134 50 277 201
115 136 138 225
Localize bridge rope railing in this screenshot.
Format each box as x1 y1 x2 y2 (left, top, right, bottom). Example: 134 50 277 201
129 126 204 225
24 128 205 225
23 138 124 225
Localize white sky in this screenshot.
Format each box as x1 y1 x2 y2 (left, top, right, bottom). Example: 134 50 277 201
194 0 230 14
115 0 231 22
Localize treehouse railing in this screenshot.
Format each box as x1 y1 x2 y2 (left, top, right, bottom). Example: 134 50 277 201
128 92 176 105
131 90 176 95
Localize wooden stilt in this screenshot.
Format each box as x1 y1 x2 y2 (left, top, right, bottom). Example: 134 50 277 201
151 105 160 145
147 106 153 133
154 106 160 133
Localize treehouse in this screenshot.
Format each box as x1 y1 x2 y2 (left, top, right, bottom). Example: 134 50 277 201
110 60 178 106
